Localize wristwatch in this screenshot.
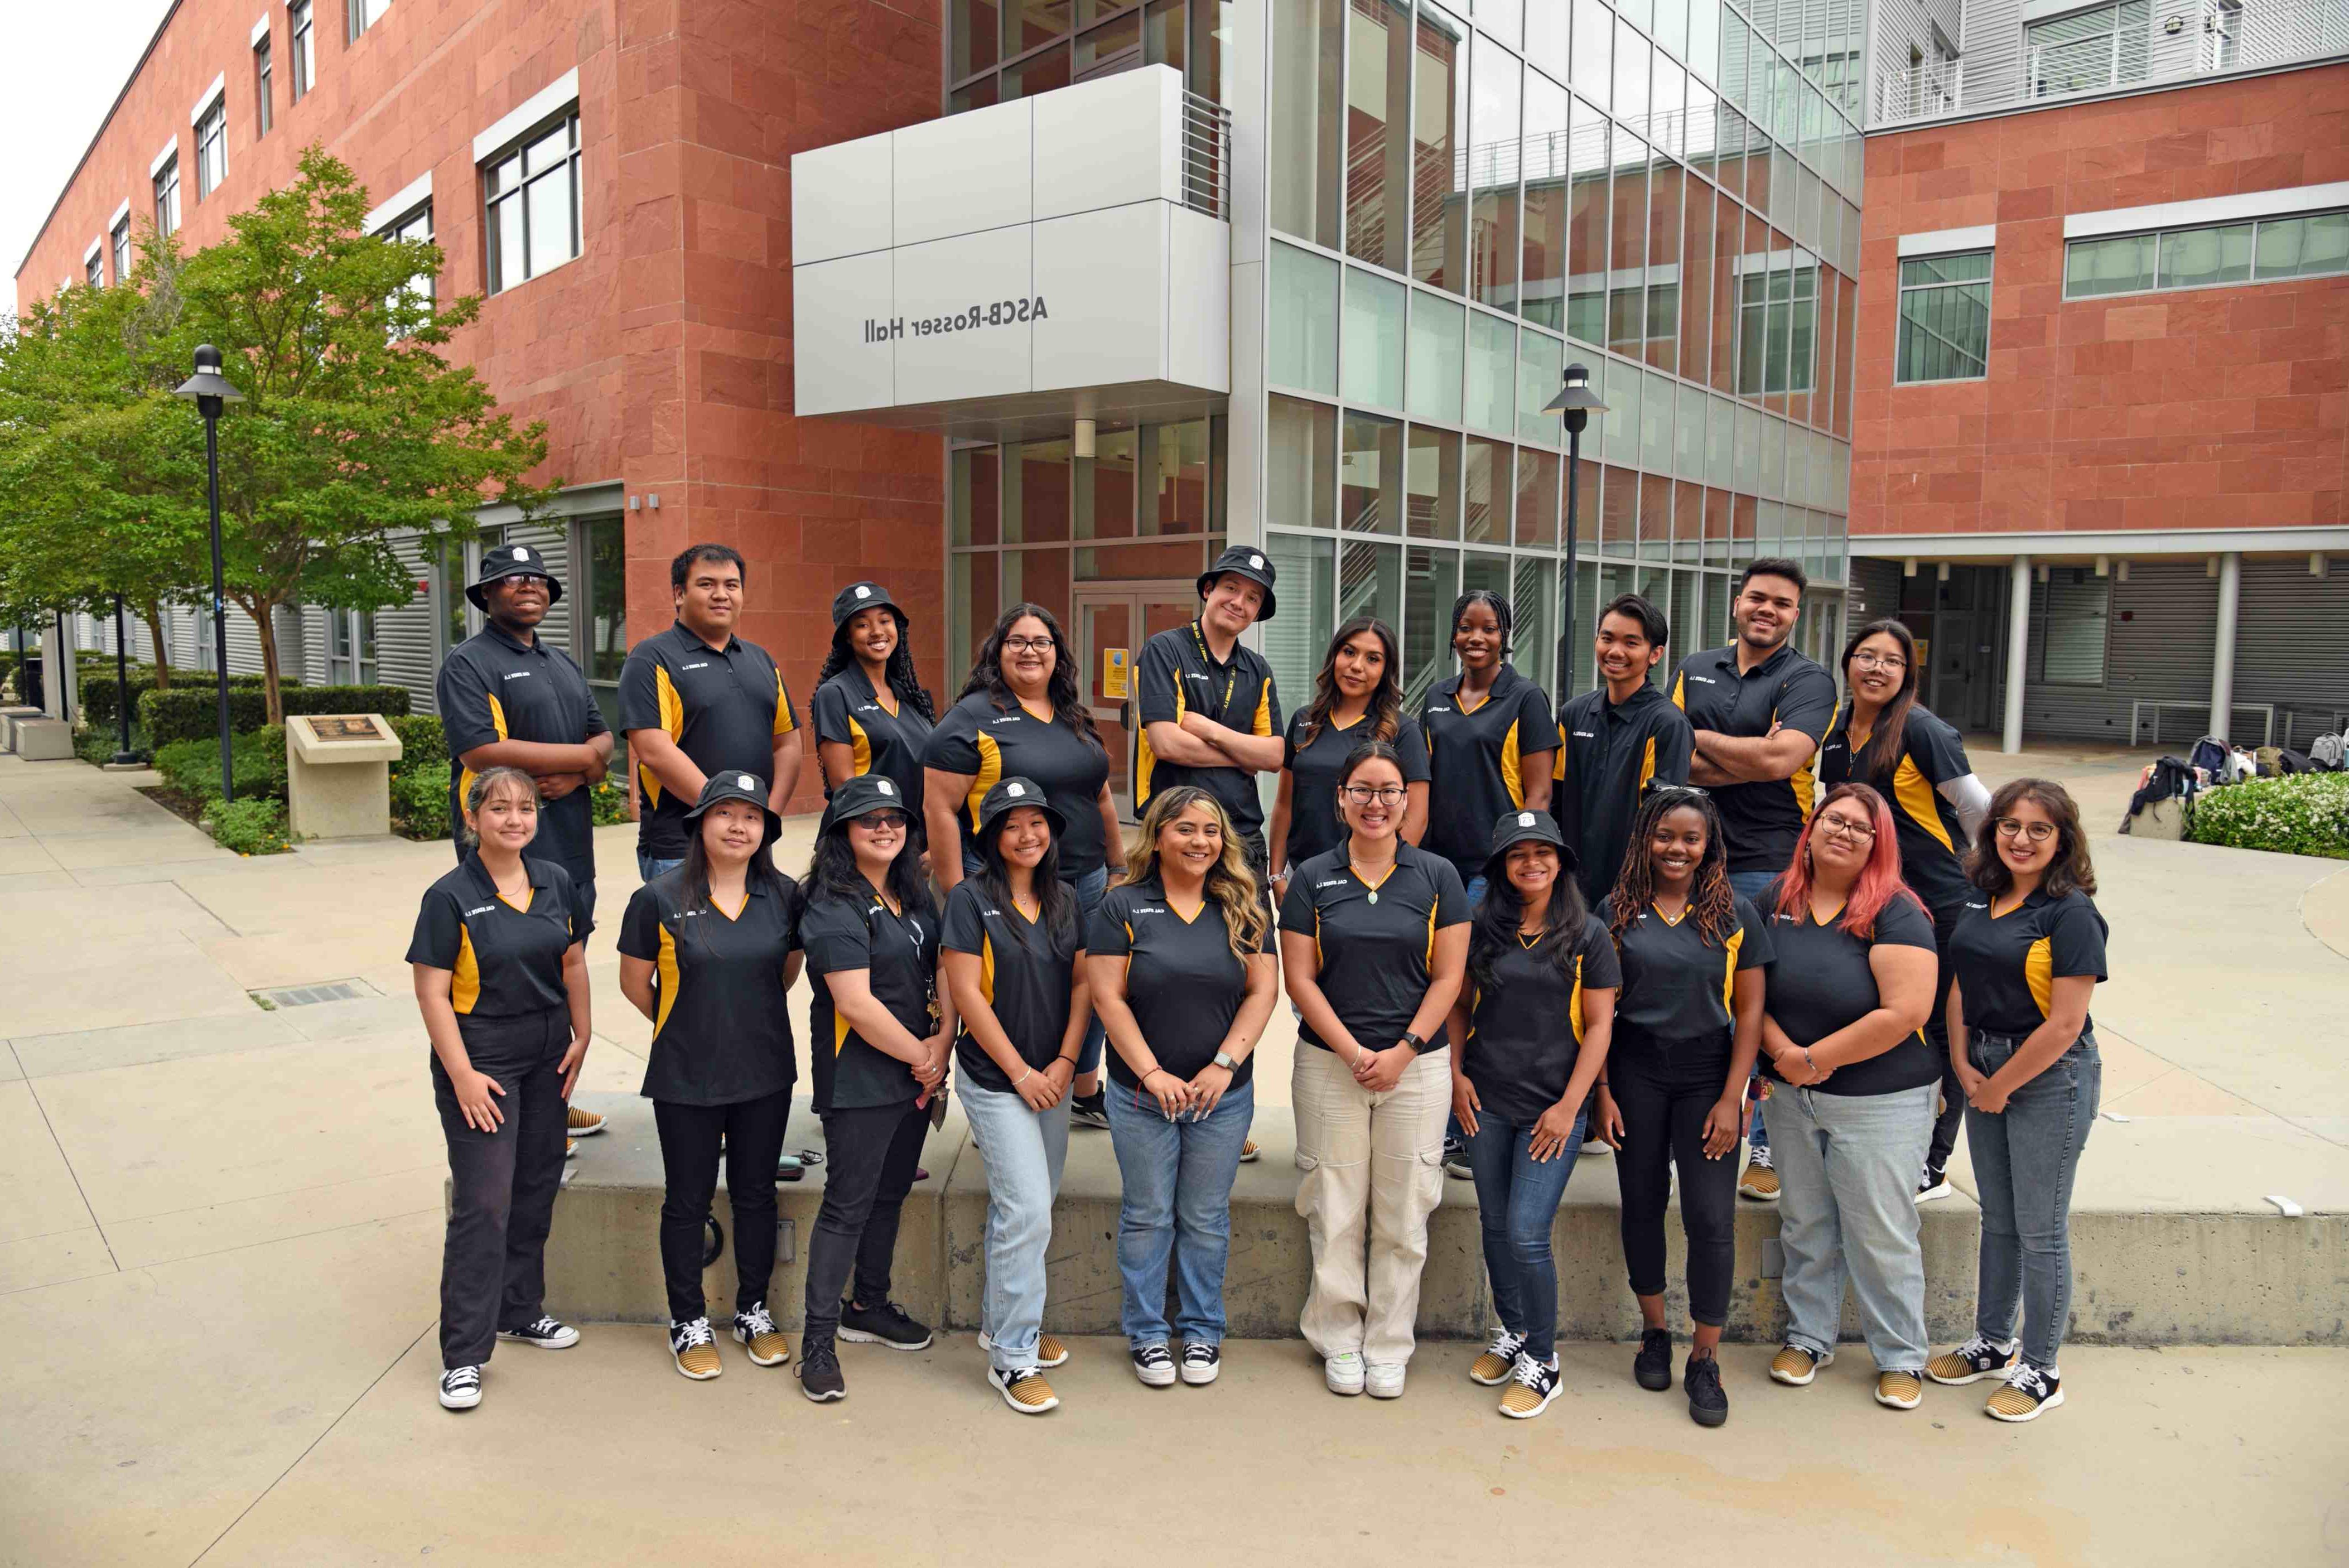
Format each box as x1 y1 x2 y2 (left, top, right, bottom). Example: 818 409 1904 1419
1213 1050 1239 1071
1401 1031 1430 1054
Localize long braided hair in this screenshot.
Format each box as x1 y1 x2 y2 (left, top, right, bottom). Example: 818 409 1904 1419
816 604 937 724
1608 785 1739 948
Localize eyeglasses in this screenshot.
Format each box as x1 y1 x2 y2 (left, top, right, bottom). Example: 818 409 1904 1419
1341 784 1409 805
1001 636 1054 655
496 574 551 592
1993 818 2058 843
855 811 910 830
1850 652 1907 672
1815 814 1876 841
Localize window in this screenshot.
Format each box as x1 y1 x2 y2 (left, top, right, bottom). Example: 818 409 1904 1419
290 1 314 100
256 37 273 137
379 200 436 325
581 517 628 773
348 0 389 41
154 156 181 238
112 218 131 282
1736 259 1815 395
195 99 228 201
483 112 581 293
327 610 378 685
2027 573 2108 685
2066 210 2348 297
1895 250 1990 383
2026 0 2148 100
2206 0 2241 69
86 252 103 288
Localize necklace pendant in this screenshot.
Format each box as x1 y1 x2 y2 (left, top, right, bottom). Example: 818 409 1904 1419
1366 890 1379 905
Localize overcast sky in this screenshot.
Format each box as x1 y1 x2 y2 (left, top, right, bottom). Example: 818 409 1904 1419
2 0 177 320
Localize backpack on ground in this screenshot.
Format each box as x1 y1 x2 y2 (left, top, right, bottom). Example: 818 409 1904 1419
2188 735 2231 780
2310 731 2345 770
2121 755 2196 837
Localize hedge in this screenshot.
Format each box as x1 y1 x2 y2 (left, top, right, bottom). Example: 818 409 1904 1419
83 665 291 727
140 682 411 746
2187 773 2349 861
153 727 290 803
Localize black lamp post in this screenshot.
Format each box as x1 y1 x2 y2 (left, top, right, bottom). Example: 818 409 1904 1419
109 593 138 764
1542 363 1609 699
173 344 243 803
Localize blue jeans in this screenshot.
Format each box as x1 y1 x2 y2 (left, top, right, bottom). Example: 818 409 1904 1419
1463 874 1488 907
1967 1030 2100 1368
966 856 1108 1078
1768 1081 1937 1371
638 853 686 883
1104 1078 1254 1348
958 1070 1072 1372
1463 1108 1586 1362
1727 867 1780 1152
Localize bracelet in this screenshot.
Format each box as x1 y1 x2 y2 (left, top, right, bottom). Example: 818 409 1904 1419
1015 1066 1033 1085
1801 1048 1819 1077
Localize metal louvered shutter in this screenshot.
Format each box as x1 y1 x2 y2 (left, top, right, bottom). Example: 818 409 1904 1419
374 533 443 711
2234 559 2349 748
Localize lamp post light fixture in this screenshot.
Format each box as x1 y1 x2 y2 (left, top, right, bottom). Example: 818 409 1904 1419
1542 364 1609 699
173 344 244 804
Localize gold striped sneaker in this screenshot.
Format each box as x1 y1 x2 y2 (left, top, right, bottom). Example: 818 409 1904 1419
977 1330 1068 1369
732 1303 790 1367
1986 1363 2063 1422
1928 1334 2017 1385
1498 1354 1562 1420
1470 1330 1527 1386
990 1364 1060 1414
1738 1149 1779 1201
566 1104 606 1136
1876 1371 1923 1410
669 1316 722 1381
1769 1344 1832 1386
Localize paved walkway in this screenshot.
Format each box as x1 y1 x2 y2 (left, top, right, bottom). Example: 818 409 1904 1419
2 745 2345 1565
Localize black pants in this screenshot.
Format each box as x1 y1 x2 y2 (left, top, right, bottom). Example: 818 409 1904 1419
652 1088 792 1324
1612 1033 1739 1328
803 1100 929 1342
1925 898 1965 1172
433 1008 570 1369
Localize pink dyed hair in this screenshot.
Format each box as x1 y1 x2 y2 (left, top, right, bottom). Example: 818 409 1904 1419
1776 783 1925 938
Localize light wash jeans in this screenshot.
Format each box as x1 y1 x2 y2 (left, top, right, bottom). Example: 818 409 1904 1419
1767 1079 1937 1371
1105 1078 1253 1348
1967 1030 2100 1369
638 853 686 883
958 1070 1072 1373
1727 867 1781 1153
1463 1108 1588 1362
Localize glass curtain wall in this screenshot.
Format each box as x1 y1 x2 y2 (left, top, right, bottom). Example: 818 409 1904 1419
948 0 1234 109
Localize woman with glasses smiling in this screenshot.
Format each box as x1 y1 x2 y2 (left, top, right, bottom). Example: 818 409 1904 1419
1819 619 1993 1202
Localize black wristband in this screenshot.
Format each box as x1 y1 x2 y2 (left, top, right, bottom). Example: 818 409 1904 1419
1403 1031 1431 1055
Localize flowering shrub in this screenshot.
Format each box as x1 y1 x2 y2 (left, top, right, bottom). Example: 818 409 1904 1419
2187 773 2349 861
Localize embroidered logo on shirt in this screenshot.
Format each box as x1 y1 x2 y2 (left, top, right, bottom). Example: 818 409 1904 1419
463 903 497 917
1571 729 1596 739
1314 878 1348 890
682 662 710 672
1689 674 1718 685
501 670 533 681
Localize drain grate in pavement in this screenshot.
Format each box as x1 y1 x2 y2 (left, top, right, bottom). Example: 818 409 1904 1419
251 978 382 1009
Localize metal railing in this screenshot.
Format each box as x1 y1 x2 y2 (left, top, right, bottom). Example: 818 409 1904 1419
1180 91 1233 220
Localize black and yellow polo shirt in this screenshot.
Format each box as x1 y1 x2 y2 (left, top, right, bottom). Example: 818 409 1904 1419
436 624 607 886
1089 875 1265 1090
618 621 798 860
406 853 584 1019
1949 887 2107 1039
1135 620 1280 838
1820 700 1975 913
1277 842 1469 1054
1599 890 1773 1044
1669 641 1837 876
923 692 1110 877
812 665 932 813
615 868 803 1106
802 885 940 1113
1420 664 1556 885
1460 912 1622 1126
1552 682 1693 905
941 879 1081 1094
1281 710 1430 868
1761 885 1941 1096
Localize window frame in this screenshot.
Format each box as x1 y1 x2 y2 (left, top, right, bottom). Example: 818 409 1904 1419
1893 247 1992 385
255 36 274 137
2063 208 2349 300
347 0 388 44
376 199 437 329
154 155 181 238
290 0 315 102
110 218 131 283
480 109 583 296
2024 0 2149 101
195 97 229 202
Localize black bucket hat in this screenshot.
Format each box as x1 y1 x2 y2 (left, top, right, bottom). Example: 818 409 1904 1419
818 772 914 836
1482 808 1577 881
973 775 1068 841
683 769 782 847
466 542 564 610
1197 546 1277 621
830 580 907 631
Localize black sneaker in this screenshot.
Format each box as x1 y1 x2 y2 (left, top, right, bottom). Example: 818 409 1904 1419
1633 1327 1673 1392
1179 1343 1221 1386
798 1336 846 1402
1916 1163 1954 1204
1069 1092 1111 1131
1442 1133 1472 1180
1132 1343 1178 1387
1685 1352 1729 1427
496 1314 580 1350
837 1298 933 1351
438 1364 482 1410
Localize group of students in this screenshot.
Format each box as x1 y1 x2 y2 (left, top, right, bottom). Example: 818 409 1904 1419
411 539 2109 1430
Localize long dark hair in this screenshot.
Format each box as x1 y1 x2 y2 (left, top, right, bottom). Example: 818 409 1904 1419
1299 616 1403 751
1469 842 1591 992
1840 618 1921 782
678 804 785 914
1609 785 1739 947
1966 777 2097 900
1451 588 1515 660
958 601 1100 750
808 813 935 919
816 604 936 723
974 803 1075 947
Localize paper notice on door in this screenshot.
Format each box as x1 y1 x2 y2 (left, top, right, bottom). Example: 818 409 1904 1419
1102 648 1130 700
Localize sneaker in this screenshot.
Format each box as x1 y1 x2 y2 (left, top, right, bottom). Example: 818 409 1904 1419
1633 1327 1674 1392
1132 1343 1178 1387
1180 1343 1222 1385
1239 1139 1261 1163
732 1302 790 1367
798 1336 846 1402
1769 1344 1834 1386
989 1363 1060 1414
1364 1361 1406 1399
1069 1092 1110 1130
669 1316 723 1380
1579 1138 1612 1157
1442 1134 1472 1180
566 1104 606 1136
977 1330 1068 1369
1876 1370 1924 1410
1737 1145 1779 1202
1685 1352 1729 1427
565 1137 578 1160
1927 1334 2017 1386
1324 1350 1366 1396
1469 1329 1527 1386
497 1314 580 1350
1916 1163 1954 1203
1498 1353 1562 1420
1985 1362 2063 1422
438 1364 482 1410
838 1299 932 1351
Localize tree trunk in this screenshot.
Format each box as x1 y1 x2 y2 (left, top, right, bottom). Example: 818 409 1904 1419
140 601 173 692
238 594 288 725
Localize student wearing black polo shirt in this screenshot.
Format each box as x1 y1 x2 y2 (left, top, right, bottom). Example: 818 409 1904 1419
1419 589 1556 898
1447 810 1619 1420
1594 785 1769 1428
1091 785 1279 1389
1552 593 1693 905
1819 619 1993 1202
620 543 803 882
1280 739 1470 1400
1754 784 1941 1412
941 778 1091 1416
616 773 804 1383
1928 778 2107 1424
408 768 592 1412
1669 557 1837 1203
795 775 953 1402
1268 615 1429 899
812 580 935 813
924 602 1125 1127
1135 547 1285 879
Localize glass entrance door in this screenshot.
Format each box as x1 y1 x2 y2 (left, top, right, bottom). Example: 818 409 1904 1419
1073 582 1198 822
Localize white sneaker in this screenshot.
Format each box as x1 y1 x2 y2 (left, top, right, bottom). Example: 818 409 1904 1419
1131 1343 1178 1387
1324 1350 1366 1396
1364 1361 1406 1399
438 1365 482 1410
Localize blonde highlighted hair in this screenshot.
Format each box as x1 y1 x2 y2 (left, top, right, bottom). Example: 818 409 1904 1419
1125 786 1268 961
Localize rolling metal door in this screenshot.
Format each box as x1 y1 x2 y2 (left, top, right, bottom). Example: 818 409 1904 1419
2234 559 2349 747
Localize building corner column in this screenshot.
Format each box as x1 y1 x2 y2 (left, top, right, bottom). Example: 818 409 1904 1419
2002 554 2030 755
2208 551 2241 744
